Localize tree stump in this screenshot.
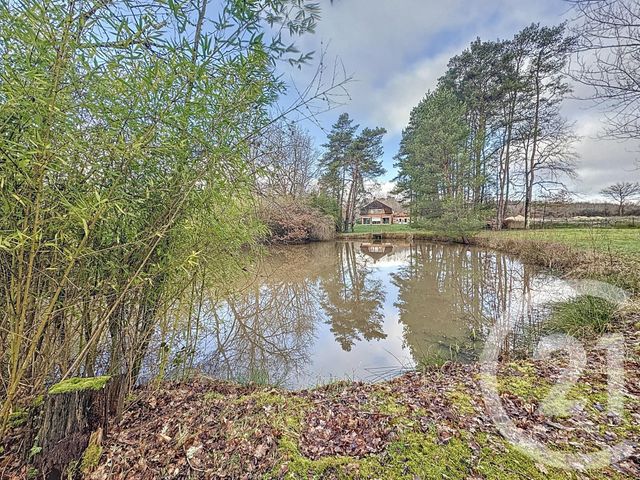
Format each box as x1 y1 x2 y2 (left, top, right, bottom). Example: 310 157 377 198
30 375 126 479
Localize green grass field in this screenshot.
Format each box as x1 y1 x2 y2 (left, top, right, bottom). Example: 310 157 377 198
479 227 640 258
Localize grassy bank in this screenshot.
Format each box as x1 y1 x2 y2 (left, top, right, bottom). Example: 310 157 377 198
474 228 640 295
346 224 421 234
476 228 640 258
3 228 640 479
340 227 640 293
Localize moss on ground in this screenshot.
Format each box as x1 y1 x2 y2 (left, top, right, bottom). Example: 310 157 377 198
496 362 551 402
278 437 356 479
62 368 638 479
363 387 409 417
273 415 584 479
246 324 638 479
473 433 572 480
268 380 558 479
48 375 111 395
8 409 28 428
81 443 102 474
359 431 472 479
203 391 225 402
446 386 476 416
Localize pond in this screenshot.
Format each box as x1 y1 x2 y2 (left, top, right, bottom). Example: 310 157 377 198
155 241 578 389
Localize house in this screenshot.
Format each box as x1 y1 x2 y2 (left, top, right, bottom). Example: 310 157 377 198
359 198 410 225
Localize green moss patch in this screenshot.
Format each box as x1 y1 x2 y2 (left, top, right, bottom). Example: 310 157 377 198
8 409 28 428
497 363 551 402
473 434 570 480
81 443 103 474
360 431 472 479
48 375 111 395
445 385 476 416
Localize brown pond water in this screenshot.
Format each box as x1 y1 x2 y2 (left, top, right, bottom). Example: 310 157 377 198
156 241 578 389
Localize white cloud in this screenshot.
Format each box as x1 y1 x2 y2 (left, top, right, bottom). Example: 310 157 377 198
364 51 452 136
364 180 397 199
280 0 640 199
562 92 640 198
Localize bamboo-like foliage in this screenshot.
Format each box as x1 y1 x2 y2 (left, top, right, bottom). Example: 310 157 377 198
0 0 320 430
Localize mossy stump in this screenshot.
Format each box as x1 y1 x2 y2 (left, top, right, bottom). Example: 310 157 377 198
31 375 126 479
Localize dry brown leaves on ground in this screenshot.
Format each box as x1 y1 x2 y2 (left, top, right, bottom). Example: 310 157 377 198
89 381 282 480
299 383 394 459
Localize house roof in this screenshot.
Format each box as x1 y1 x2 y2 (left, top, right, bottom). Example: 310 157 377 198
366 197 408 215
360 199 391 215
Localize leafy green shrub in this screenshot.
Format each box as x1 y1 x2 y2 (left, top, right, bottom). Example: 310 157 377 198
425 199 490 244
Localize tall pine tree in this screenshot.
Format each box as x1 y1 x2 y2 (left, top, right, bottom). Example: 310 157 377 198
320 114 386 232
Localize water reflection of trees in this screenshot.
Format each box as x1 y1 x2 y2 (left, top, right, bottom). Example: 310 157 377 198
391 243 539 363
156 245 327 387
199 279 319 387
159 242 389 385
319 242 387 351
148 240 549 387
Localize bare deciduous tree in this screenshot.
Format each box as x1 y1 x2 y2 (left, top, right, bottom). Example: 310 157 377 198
529 116 579 198
252 122 319 199
569 0 640 140
518 24 575 228
600 182 640 215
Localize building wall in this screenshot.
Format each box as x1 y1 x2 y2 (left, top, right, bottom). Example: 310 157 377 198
361 213 392 224
361 213 409 225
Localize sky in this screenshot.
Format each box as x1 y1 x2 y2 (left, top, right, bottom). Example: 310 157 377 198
276 0 639 201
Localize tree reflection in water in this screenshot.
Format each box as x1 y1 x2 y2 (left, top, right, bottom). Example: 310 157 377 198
390 243 546 364
168 245 327 387
319 242 387 351
152 241 574 388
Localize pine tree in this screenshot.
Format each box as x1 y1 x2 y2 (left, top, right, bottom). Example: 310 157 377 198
319 114 386 232
394 87 470 219
319 113 358 218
